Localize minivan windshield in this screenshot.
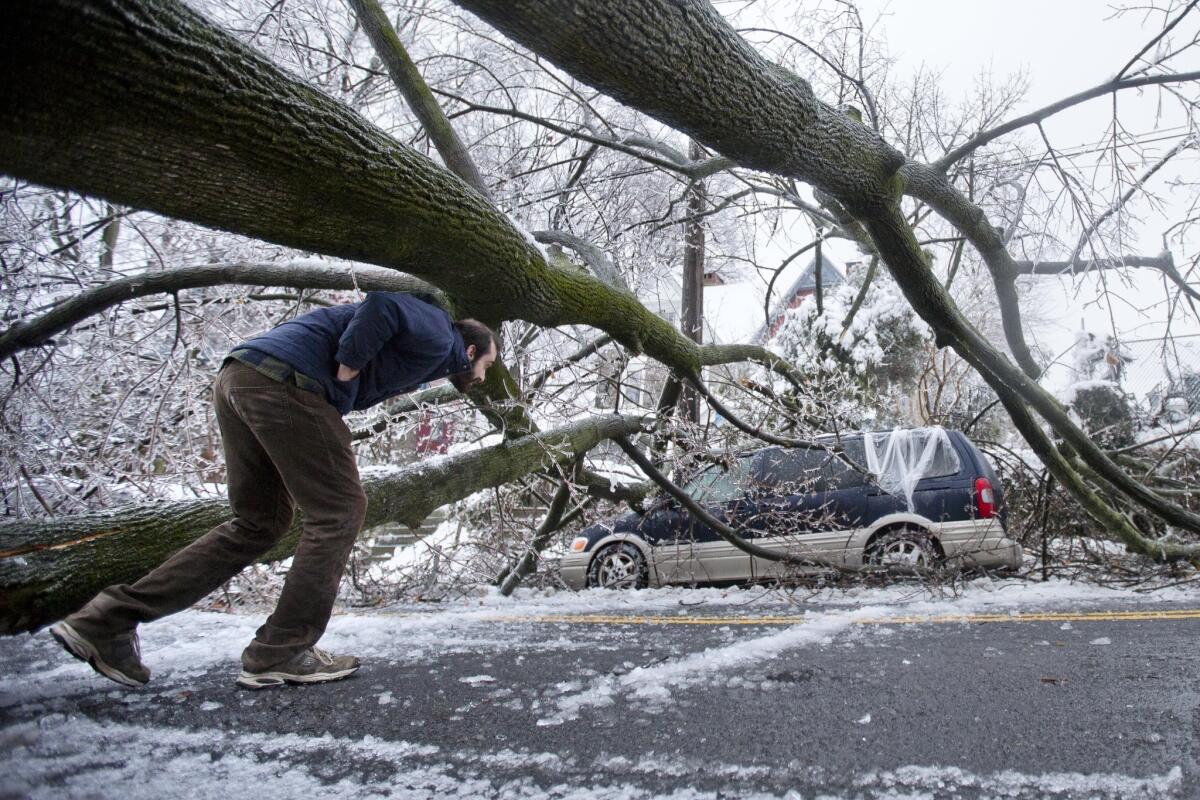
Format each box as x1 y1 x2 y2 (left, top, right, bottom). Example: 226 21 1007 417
679 456 754 504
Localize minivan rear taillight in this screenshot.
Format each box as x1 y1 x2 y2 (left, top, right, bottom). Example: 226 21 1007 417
975 477 996 518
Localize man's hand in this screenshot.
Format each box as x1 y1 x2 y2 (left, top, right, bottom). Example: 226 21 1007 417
336 364 360 382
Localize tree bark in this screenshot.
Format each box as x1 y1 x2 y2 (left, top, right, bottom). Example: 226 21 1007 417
0 413 644 634
0 1 699 374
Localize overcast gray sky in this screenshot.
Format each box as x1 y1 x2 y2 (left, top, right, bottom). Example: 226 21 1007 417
811 1 1197 387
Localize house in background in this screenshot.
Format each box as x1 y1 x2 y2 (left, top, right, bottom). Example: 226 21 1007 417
753 251 846 344
590 254 854 414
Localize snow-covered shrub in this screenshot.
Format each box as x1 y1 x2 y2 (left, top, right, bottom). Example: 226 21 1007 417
1063 330 1136 449
1070 384 1136 449
768 274 931 425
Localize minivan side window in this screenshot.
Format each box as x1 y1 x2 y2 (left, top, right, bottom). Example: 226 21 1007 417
822 437 870 490
753 448 828 492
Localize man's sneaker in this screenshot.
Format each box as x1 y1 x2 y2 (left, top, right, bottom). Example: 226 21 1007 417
236 647 360 690
49 620 150 687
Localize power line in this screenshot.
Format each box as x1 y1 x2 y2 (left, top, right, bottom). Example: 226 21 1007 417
970 128 1195 171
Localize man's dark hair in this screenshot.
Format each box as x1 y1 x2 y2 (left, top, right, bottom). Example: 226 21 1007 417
453 319 497 360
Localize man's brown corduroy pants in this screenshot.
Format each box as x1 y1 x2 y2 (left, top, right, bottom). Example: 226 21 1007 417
67 360 368 672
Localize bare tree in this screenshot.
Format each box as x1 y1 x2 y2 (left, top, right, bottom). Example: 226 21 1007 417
3 0 1200 627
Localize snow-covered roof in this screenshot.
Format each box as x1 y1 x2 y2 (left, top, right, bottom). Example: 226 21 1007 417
780 251 845 299
703 280 768 345
752 252 846 343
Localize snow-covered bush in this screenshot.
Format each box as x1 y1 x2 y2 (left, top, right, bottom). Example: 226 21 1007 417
768 273 931 425
1071 385 1136 449
1063 330 1136 449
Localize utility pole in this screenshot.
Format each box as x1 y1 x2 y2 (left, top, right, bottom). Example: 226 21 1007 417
680 140 706 422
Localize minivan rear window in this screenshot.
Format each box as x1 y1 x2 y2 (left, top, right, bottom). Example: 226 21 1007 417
864 428 962 510
868 429 960 479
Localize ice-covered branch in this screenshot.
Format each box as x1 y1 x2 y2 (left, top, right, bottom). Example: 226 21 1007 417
935 71 1200 171
0 261 437 362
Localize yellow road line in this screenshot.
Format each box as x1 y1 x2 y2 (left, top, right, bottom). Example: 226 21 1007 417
476 608 1200 626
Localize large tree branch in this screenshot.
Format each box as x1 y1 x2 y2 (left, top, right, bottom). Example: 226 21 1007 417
0 0 711 378
450 0 905 204
0 412 646 633
899 162 1045 378
444 0 1200 551
445 1 1039 384
348 0 492 199
0 261 437 362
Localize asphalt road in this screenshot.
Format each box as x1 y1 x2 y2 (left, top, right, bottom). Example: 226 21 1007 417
1 593 1198 799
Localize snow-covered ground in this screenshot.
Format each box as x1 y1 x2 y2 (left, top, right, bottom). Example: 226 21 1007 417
3 577 1197 799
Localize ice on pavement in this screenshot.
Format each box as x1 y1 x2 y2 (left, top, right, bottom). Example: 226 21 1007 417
4 576 1192 708
459 674 497 686
3 577 1196 798
0 714 1182 800
855 764 1182 799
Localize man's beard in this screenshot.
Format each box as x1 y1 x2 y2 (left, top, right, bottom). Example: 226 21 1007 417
449 370 476 392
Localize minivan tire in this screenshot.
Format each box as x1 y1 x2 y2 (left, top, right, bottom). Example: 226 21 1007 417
587 542 649 589
865 527 940 570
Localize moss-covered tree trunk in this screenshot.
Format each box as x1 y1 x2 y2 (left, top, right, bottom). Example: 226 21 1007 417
0 414 643 634
0 0 700 374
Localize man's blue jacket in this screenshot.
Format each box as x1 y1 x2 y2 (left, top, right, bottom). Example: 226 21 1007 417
235 292 470 415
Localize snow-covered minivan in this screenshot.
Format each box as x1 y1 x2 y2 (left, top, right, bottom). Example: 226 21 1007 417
559 427 1021 589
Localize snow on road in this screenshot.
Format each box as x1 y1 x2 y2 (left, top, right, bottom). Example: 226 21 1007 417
2 576 1197 798
0 712 1182 799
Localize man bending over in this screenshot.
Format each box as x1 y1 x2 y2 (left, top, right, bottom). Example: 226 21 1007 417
51 291 496 690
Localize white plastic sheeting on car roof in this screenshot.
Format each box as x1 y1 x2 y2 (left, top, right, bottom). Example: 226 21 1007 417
863 427 960 511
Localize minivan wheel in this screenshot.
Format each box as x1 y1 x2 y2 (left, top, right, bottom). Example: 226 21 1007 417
587 542 649 589
865 528 940 570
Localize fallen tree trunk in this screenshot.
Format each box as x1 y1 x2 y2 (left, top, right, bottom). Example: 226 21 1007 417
0 413 645 634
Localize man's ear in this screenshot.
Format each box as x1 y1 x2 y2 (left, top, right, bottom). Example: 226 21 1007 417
466 344 477 360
